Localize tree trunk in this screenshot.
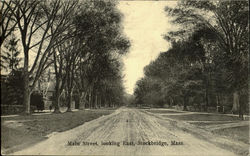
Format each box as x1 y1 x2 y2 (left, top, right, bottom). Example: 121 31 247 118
216 94 220 112
95 94 98 109
99 97 102 108
104 98 108 108
170 97 174 107
239 101 244 120
216 94 220 107
183 96 188 111
53 92 61 113
204 71 210 112
23 53 31 114
204 86 209 112
66 91 72 112
232 91 239 114
109 97 111 108
238 92 244 120
53 79 61 113
89 92 92 109
23 82 30 114
79 92 86 110
52 50 60 113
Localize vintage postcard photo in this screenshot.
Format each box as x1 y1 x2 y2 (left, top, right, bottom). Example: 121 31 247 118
1 0 249 155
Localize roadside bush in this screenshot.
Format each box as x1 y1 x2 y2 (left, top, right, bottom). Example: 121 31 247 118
30 91 44 111
4 69 24 106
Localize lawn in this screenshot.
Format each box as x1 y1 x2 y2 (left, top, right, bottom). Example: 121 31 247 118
163 114 242 121
212 126 249 144
146 109 185 114
162 112 249 146
189 121 238 126
1 109 114 154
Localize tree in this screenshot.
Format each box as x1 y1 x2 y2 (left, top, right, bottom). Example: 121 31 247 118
50 0 130 112
165 0 249 118
1 34 21 72
4 68 24 106
134 36 210 111
0 0 18 48
71 0 129 110
52 39 81 113
3 0 79 114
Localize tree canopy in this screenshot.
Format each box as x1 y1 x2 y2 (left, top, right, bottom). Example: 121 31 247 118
134 1 248 117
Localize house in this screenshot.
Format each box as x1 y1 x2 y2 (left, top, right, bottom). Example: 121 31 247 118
42 81 55 110
39 80 76 110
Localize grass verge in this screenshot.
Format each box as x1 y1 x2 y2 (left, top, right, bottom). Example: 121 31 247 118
163 114 242 121
212 126 249 144
189 121 238 126
146 109 185 114
1 109 114 154
163 113 249 145
142 109 249 155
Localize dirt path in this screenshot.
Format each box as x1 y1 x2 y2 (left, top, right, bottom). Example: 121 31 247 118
11 108 238 155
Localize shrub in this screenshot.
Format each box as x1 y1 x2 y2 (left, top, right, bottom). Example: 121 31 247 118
30 91 44 111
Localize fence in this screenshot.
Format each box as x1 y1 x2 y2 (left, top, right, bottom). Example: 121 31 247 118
1 105 36 115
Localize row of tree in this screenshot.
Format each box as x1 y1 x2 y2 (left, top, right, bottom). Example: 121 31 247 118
134 1 248 118
1 0 130 114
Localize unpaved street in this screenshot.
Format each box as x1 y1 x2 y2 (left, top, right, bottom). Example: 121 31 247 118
12 108 237 155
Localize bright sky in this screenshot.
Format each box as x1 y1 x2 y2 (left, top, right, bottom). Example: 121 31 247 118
118 1 177 94
1 1 177 95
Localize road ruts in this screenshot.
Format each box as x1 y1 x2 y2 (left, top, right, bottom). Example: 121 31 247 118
12 108 236 156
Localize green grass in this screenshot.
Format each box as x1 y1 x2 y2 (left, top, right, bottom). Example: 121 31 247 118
163 114 242 121
212 126 249 144
1 109 114 154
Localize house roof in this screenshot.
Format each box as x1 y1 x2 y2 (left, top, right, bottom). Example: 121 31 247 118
45 81 55 92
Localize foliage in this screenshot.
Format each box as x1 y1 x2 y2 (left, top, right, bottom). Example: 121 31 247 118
3 69 24 106
1 35 21 72
134 1 248 115
1 0 130 114
30 91 44 111
51 0 130 111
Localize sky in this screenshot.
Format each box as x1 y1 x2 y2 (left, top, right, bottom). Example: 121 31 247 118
117 1 177 94
1 1 177 95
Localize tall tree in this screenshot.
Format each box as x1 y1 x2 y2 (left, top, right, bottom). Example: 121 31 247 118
0 0 18 48
71 0 130 110
165 0 249 117
3 0 79 114
1 34 21 72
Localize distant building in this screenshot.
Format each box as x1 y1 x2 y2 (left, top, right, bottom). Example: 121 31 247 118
35 68 76 110
42 81 55 110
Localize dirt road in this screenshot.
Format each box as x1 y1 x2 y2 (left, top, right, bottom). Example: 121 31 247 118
12 108 237 155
